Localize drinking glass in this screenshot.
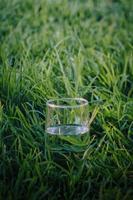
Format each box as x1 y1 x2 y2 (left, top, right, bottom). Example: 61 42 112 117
45 98 89 135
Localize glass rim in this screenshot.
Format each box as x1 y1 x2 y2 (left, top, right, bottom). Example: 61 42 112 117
46 98 88 109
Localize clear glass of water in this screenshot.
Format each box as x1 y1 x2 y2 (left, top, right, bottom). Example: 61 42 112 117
45 98 89 135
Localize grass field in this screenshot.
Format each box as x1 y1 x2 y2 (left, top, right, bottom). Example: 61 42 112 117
0 0 133 199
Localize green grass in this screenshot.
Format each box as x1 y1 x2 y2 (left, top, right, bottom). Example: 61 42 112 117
0 0 133 199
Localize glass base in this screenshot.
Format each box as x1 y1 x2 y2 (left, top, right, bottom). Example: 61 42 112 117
46 124 89 135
